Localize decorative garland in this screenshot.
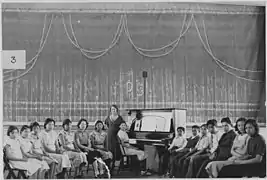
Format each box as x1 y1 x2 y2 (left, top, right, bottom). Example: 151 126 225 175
193 15 263 83
62 13 124 59
4 14 54 83
64 13 263 82
124 13 188 52
123 14 193 58
69 14 123 54
3 12 264 83
201 16 263 73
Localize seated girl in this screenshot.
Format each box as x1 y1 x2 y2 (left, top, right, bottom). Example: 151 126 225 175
58 119 88 178
18 125 50 179
41 118 72 179
4 125 44 179
218 119 266 178
74 118 103 178
30 121 58 179
205 118 250 178
89 120 113 170
117 121 147 161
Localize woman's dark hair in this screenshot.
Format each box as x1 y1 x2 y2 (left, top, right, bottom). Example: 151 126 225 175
94 120 104 130
7 125 19 136
245 119 259 135
177 126 185 133
20 125 30 134
44 118 56 129
235 117 246 134
77 118 89 129
62 119 72 127
207 119 217 127
109 104 119 114
221 117 232 126
30 121 40 131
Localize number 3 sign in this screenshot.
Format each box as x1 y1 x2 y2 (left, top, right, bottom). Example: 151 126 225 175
1 50 26 69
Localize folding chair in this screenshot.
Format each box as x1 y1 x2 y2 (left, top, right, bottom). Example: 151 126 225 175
3 148 28 179
116 136 139 176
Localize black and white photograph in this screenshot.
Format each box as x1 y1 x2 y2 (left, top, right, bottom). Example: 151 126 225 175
1 2 266 179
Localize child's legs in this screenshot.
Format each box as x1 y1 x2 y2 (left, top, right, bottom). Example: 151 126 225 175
29 169 40 179
92 160 100 176
37 168 47 179
126 148 146 161
65 151 82 168
49 162 57 179
81 153 88 164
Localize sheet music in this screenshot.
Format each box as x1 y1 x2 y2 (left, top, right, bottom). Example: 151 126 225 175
134 120 141 131
140 111 172 132
126 112 136 127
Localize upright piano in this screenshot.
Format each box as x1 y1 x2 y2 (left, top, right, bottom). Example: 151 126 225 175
124 108 187 173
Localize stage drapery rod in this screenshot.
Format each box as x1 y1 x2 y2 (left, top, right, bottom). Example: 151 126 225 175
1 7 263 15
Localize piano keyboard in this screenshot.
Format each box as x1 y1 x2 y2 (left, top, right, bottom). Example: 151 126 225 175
129 138 163 144
135 139 162 142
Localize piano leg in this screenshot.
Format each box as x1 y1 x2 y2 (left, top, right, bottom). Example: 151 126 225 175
156 146 169 175
144 145 158 172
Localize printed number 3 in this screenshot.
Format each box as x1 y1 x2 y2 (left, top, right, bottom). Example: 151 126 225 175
11 56 16 63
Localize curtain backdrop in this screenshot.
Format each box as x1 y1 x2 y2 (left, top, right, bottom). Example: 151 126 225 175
2 4 265 125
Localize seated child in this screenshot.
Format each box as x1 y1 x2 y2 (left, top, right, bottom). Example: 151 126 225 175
175 124 210 178
162 127 187 176
169 125 200 177
168 127 187 152
117 121 147 161
58 119 88 178
4 126 46 179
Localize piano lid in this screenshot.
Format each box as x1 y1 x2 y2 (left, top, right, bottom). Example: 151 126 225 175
125 108 186 112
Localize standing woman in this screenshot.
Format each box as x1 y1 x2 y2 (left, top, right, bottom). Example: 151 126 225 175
104 105 125 163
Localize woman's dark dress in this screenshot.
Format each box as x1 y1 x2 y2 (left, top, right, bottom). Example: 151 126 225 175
218 134 266 178
104 115 125 160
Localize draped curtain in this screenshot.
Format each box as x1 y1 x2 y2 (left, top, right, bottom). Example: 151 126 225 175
2 4 265 125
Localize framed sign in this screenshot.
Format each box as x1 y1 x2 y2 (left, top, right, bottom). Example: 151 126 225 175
2 50 26 69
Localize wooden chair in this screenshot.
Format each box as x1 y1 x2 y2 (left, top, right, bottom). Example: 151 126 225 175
3 148 28 179
116 135 139 176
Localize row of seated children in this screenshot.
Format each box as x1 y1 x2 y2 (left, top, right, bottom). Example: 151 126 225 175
162 117 266 178
4 118 113 179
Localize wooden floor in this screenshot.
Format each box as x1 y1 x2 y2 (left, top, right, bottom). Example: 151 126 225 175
4 165 161 179
62 162 161 179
